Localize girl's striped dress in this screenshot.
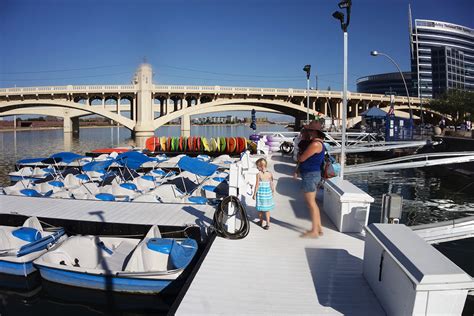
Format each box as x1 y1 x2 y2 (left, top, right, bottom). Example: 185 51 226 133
256 180 274 212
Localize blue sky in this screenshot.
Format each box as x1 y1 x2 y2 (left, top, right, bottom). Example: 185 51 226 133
1 0 472 93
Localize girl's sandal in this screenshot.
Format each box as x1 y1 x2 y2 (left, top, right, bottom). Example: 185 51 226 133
263 225 270 230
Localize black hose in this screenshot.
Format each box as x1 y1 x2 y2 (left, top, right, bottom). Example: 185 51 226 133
212 195 250 239
280 141 294 154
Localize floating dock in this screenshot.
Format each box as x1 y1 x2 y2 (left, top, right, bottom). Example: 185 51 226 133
0 154 385 314
176 154 384 314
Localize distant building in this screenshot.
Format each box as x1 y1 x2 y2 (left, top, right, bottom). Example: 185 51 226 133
356 72 416 96
357 7 474 99
410 18 474 98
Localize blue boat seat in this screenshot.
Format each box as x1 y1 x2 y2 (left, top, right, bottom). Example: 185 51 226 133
141 175 155 182
12 227 42 242
202 185 217 192
49 181 65 187
147 238 173 254
151 169 166 176
120 183 138 191
188 196 208 204
170 238 198 269
95 193 116 201
20 189 43 197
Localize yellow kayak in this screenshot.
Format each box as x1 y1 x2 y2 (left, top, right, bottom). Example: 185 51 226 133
210 138 218 152
160 136 167 152
201 137 210 152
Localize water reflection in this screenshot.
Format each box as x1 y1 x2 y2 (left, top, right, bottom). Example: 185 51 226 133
347 166 474 225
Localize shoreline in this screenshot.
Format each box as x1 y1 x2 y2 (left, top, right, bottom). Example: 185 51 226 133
0 122 290 133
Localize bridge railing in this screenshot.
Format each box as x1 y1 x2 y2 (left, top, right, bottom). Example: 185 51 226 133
0 85 136 95
152 84 416 103
0 84 417 104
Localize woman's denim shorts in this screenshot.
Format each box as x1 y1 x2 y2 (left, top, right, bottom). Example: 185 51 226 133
301 171 321 193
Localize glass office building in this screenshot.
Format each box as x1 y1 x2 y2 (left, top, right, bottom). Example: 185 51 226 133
356 72 416 96
410 19 474 98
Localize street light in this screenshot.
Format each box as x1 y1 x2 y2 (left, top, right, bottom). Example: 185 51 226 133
303 64 311 124
370 50 413 134
417 82 427 126
332 0 351 179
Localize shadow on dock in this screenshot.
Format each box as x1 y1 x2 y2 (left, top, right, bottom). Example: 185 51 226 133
273 162 295 176
305 248 383 315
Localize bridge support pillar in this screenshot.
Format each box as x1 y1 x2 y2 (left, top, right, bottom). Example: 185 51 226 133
294 114 306 131
63 116 80 135
133 63 155 143
181 114 191 137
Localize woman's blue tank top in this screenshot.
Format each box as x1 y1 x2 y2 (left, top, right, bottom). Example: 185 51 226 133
299 141 325 174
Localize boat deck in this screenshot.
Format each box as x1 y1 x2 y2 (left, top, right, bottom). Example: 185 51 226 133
176 154 384 315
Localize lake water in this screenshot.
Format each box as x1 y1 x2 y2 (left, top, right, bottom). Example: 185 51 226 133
1 125 473 225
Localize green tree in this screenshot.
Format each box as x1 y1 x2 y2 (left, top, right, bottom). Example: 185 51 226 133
428 90 474 125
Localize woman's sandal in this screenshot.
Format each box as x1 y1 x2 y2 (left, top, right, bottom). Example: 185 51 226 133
263 225 270 230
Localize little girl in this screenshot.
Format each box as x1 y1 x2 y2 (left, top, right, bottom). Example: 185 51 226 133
252 158 275 230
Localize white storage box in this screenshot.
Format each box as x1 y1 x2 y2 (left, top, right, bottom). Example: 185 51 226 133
323 177 374 233
364 224 474 316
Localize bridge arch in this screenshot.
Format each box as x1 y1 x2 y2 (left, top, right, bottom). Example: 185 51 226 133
153 99 325 129
0 100 135 130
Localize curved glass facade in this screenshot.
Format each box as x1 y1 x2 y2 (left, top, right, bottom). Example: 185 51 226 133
411 19 474 98
356 72 415 96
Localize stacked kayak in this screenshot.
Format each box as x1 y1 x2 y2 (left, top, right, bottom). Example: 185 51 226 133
146 136 248 155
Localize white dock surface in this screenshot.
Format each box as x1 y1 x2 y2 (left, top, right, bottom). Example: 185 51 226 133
177 155 384 315
0 195 216 227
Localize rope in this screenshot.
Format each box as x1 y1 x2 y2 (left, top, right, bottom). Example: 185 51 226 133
212 195 250 240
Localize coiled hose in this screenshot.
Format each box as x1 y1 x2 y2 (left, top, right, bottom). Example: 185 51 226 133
212 195 250 239
280 141 294 154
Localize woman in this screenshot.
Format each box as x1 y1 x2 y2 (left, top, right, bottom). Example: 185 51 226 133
294 121 325 238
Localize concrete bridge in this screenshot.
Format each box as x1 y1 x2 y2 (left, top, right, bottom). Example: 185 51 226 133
0 64 430 142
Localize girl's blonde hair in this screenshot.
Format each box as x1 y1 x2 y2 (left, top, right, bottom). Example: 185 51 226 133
256 158 267 167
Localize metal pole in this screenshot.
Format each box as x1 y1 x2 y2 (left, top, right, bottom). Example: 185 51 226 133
420 84 424 126
306 77 310 123
378 52 413 130
340 31 348 179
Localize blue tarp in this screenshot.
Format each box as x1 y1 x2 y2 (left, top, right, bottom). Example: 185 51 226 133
50 152 86 164
178 156 218 177
82 159 115 172
116 151 156 170
360 107 387 118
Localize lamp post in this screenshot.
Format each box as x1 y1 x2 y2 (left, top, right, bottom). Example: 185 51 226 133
417 82 427 127
370 50 413 135
332 0 351 179
303 64 311 124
